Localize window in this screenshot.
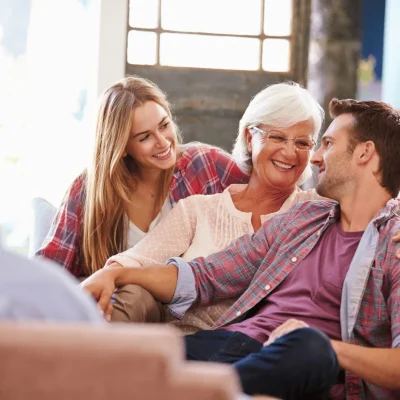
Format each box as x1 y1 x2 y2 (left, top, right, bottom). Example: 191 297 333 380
127 0 293 72
0 0 102 252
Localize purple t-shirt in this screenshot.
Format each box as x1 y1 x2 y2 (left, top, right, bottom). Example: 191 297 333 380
224 221 364 343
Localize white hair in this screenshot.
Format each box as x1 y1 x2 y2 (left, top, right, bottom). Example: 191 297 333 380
232 81 324 185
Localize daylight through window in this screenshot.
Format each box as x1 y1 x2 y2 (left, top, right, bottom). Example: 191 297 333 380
127 0 293 72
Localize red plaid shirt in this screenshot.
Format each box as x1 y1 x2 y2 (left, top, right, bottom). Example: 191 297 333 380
35 143 248 277
175 199 400 399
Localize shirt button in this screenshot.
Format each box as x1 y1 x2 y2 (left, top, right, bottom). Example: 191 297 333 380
317 230 321 236
236 311 242 316
291 257 297 262
264 285 271 291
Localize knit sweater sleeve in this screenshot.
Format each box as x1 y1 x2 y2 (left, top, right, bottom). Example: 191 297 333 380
106 197 198 267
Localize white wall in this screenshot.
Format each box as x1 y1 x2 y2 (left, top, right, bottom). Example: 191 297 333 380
92 0 128 99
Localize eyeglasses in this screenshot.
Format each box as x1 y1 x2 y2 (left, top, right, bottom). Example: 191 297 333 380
249 126 316 151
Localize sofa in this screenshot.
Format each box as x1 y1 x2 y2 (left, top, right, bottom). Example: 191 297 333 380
0 322 280 400
29 197 57 257
0 322 243 400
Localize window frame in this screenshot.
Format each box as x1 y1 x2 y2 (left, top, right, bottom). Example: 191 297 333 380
126 0 296 74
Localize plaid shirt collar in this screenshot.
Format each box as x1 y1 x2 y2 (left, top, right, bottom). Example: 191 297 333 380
325 198 398 228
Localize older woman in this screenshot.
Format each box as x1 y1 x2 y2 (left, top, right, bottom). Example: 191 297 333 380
81 81 327 329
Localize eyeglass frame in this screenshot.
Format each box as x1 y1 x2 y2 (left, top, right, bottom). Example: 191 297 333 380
248 126 316 151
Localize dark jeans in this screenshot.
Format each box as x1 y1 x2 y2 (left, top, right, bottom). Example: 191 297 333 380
185 327 339 400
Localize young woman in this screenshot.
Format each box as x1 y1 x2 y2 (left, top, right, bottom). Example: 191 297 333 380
35 76 248 279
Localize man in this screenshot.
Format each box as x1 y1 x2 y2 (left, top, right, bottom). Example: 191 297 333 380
81 99 400 399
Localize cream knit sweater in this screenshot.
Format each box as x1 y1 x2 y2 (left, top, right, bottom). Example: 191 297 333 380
108 184 321 333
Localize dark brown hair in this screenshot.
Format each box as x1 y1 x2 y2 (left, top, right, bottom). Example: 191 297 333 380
329 98 400 198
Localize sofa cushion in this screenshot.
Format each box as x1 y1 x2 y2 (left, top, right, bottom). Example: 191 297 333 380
29 197 57 257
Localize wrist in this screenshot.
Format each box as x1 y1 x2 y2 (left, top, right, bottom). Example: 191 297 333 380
330 340 347 369
107 266 124 285
331 339 340 354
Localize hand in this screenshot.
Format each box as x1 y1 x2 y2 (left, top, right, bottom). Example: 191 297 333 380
264 319 309 346
79 268 118 321
105 261 124 269
392 230 400 258
105 260 142 268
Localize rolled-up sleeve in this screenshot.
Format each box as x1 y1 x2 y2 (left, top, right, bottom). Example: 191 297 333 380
166 257 197 319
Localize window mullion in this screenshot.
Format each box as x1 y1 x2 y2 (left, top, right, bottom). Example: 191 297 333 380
259 0 266 71
157 0 162 65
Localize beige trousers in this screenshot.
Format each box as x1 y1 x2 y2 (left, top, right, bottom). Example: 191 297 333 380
111 284 165 323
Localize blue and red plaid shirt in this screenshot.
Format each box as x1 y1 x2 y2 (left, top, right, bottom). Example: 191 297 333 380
35 143 248 277
169 199 400 400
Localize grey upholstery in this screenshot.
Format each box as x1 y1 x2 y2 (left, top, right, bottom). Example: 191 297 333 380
29 198 57 257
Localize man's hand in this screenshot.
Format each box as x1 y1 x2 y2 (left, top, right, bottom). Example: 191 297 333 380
264 319 309 346
330 341 400 389
79 268 120 321
80 264 179 320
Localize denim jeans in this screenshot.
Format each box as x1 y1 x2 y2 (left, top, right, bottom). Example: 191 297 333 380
185 327 339 400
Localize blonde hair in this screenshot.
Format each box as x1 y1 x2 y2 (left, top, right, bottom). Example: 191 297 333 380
82 76 181 275
232 82 324 185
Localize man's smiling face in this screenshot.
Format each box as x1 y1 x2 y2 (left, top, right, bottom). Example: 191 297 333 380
311 113 357 201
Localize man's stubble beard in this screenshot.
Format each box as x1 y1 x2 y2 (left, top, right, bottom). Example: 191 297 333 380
316 152 354 201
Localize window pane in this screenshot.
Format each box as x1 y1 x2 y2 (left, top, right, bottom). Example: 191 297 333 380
129 0 159 29
160 33 260 70
127 30 157 65
162 0 262 35
264 0 292 36
262 39 290 71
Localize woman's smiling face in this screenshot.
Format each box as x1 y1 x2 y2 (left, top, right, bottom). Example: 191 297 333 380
125 101 177 171
247 119 315 190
